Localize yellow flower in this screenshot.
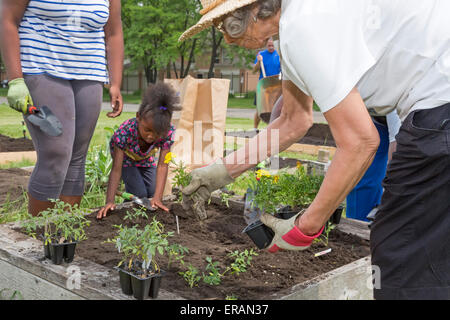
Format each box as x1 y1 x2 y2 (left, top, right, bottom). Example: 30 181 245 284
273 175 279 183
164 152 175 164
256 169 271 180
296 161 302 169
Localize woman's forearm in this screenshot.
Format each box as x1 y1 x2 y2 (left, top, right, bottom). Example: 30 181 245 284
105 30 124 88
225 80 314 178
224 115 312 178
298 142 378 234
297 88 380 235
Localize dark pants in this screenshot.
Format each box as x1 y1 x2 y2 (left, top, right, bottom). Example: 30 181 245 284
121 166 156 199
24 74 102 200
370 104 450 300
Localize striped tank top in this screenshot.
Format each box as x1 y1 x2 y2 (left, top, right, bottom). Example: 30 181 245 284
19 0 110 83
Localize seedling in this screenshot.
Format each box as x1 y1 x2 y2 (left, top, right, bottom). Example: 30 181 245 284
314 223 337 247
167 243 189 269
167 154 191 190
179 264 201 288
227 249 259 276
202 257 223 286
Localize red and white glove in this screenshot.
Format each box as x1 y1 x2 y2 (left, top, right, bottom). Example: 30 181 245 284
260 211 324 253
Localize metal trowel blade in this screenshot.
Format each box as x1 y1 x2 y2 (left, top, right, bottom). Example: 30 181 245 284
26 105 63 137
243 188 262 225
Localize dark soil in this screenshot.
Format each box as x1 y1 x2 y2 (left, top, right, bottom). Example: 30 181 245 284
0 134 35 153
76 203 369 300
0 168 30 204
226 124 336 147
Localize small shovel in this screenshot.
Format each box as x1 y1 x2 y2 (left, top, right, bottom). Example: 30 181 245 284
25 104 63 137
116 191 154 211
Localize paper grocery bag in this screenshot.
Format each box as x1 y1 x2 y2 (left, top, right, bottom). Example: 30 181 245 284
162 76 230 196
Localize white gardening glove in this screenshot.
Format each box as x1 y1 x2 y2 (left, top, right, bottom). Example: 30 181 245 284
182 158 234 220
260 210 324 253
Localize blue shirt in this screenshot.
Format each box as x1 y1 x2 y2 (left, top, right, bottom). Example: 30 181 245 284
19 0 110 83
254 50 281 80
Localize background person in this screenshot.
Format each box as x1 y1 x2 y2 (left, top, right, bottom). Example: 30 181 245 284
0 0 124 216
179 0 450 300
252 38 281 129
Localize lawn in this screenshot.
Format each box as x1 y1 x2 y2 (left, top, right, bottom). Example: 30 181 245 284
0 104 257 148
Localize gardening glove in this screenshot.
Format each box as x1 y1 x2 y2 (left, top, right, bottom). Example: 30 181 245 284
260 210 324 253
182 158 234 220
7 78 33 114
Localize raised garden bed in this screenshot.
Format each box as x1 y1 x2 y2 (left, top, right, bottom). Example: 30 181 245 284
0 134 34 153
0 168 30 204
225 124 336 147
1 195 373 300
0 134 36 166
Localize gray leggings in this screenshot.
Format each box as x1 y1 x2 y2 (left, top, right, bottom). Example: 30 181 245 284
24 74 102 201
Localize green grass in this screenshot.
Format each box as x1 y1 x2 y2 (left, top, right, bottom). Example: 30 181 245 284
0 158 35 169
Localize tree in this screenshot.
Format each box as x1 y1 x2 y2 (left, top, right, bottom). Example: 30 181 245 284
122 0 180 84
171 0 204 79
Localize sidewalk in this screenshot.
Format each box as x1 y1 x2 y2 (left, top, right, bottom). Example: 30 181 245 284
102 101 328 123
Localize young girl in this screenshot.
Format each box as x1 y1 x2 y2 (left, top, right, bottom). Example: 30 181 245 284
97 83 178 219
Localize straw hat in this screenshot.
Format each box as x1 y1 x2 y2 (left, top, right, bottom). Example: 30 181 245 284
179 0 259 42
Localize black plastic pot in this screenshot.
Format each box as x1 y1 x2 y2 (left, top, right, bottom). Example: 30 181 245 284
49 243 65 265
64 241 78 263
41 235 51 259
149 270 166 299
130 273 152 300
330 206 344 225
114 266 133 295
243 220 275 250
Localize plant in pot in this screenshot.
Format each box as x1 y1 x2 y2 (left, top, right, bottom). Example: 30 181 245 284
108 213 174 300
243 166 326 248
21 199 90 264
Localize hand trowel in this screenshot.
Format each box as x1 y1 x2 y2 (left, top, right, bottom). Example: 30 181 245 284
25 104 63 137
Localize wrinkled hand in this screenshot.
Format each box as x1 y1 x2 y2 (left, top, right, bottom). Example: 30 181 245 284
107 85 123 118
257 54 263 62
151 198 169 212
7 78 33 114
260 211 324 253
96 202 116 220
182 158 234 220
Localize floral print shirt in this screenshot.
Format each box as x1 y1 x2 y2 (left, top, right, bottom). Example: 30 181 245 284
110 118 175 168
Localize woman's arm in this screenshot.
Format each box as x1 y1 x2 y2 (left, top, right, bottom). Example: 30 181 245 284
224 80 314 178
297 88 380 235
0 0 29 80
151 149 170 212
104 0 124 118
97 146 124 219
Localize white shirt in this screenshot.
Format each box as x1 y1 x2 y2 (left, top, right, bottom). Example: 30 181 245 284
279 0 450 121
19 0 110 83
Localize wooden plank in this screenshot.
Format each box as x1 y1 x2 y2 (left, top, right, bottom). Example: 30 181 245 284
0 223 185 300
0 259 84 300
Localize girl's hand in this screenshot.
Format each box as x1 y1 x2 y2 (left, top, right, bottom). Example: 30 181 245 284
107 85 123 118
97 202 117 220
151 198 169 212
